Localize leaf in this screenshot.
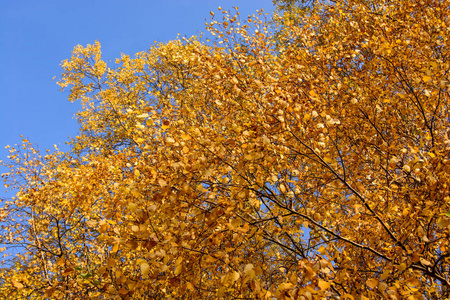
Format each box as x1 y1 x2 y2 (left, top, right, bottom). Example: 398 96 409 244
420 258 432 266
378 281 388 291
140 262 150 276
174 256 183 276
230 218 241 229
11 279 23 289
244 264 256 279
181 133 191 140
366 278 378 289
279 183 286 193
398 262 407 271
380 269 390 280
437 217 450 228
45 286 56 297
111 243 119 253
318 279 330 290
55 256 65 267
222 270 240 286
309 90 318 97
174 264 183 276
186 281 194 291
422 75 431 82
86 220 97 227
136 113 149 119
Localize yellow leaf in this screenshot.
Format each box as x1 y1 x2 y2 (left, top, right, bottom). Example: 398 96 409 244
309 90 318 97
378 281 388 291
86 220 97 227
174 256 183 276
136 113 149 119
118 289 129 296
45 286 56 297
420 258 432 266
55 256 65 266
174 264 183 276
181 133 191 140
366 278 378 289
107 258 116 267
186 282 194 291
304 113 311 121
380 269 390 280
318 279 330 290
11 279 23 289
422 75 431 82
205 255 216 263
140 262 150 276
230 271 240 282
398 262 407 271
279 282 293 291
158 178 167 187
230 218 241 229
318 245 327 255
127 203 137 211
244 264 256 279
111 243 119 253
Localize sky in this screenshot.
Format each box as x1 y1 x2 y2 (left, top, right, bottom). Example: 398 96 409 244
0 0 275 199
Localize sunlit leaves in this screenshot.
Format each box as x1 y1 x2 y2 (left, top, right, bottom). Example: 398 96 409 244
1 0 450 298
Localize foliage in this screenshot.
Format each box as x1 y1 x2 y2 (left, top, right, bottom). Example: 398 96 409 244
1 0 450 298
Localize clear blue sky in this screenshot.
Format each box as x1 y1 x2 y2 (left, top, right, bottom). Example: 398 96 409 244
0 0 275 198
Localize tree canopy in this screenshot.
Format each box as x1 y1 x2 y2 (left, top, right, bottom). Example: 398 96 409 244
1 0 450 298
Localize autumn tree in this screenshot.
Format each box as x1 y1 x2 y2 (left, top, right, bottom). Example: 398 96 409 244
1 0 450 298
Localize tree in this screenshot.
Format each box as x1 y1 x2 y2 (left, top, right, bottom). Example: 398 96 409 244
1 0 450 298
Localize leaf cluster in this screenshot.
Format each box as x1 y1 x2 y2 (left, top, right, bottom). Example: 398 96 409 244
1 0 450 298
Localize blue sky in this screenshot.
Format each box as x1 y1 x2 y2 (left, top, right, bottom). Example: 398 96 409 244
0 0 275 198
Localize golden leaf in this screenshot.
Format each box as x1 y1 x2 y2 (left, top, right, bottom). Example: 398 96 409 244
136 113 149 119
158 178 167 187
422 75 431 82
318 279 330 290
244 264 256 279
366 278 378 289
11 279 23 289
230 271 240 282
140 262 150 276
